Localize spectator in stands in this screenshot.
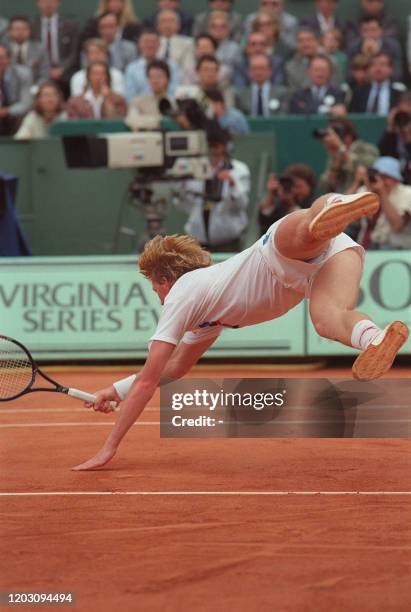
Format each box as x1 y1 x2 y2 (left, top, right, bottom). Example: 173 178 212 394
125 30 180 101
145 1 193 37
318 117 379 194
300 0 344 37
96 12 136 72
206 87 249 135
258 164 317 235
0 43 32 135
232 31 284 89
66 61 127 119
321 28 347 79
408 15 411 78
285 28 342 94
245 0 298 50
347 53 371 90
251 11 292 60
349 157 411 249
207 11 241 67
378 92 411 184
193 1 243 43
71 39 125 96
126 59 171 130
81 0 142 45
193 54 233 105
348 52 406 115
155 9 194 73
7 16 49 90
289 55 346 115
234 53 288 116
32 0 80 97
181 34 231 87
347 15 403 82
345 0 399 52
176 126 250 252
15 80 65 139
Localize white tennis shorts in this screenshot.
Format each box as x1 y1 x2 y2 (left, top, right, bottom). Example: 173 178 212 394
258 218 365 299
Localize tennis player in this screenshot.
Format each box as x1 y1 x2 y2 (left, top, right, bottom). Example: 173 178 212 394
73 192 409 470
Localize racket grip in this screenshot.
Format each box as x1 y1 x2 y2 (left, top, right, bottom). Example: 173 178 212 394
67 388 118 411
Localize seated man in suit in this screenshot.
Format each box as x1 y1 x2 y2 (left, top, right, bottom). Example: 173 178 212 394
125 29 180 101
232 31 283 89
7 16 49 90
348 52 406 115
347 15 403 82
193 0 243 43
96 11 136 72
0 43 32 135
31 0 79 97
156 8 194 73
289 54 345 115
126 59 171 130
144 0 193 37
300 0 344 37
285 27 342 94
345 0 399 52
234 53 288 116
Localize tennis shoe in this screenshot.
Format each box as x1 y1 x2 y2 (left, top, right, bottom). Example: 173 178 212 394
309 192 380 240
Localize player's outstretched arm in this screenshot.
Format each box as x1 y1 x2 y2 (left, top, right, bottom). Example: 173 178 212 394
72 341 175 471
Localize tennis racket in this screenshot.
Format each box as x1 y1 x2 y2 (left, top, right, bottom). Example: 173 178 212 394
0 335 117 411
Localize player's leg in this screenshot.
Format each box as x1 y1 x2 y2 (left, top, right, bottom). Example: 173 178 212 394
274 192 379 261
309 248 409 379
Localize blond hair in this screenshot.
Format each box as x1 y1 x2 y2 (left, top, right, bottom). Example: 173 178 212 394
96 0 139 26
139 235 211 283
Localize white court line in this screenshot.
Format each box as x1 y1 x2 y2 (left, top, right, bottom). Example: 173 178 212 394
0 407 159 414
0 491 410 497
0 420 410 428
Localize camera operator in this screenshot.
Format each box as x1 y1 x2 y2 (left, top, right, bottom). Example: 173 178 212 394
378 92 411 185
318 117 379 194
258 164 316 236
347 156 411 249
175 126 250 251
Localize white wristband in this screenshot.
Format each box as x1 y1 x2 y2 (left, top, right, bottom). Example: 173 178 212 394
113 374 137 400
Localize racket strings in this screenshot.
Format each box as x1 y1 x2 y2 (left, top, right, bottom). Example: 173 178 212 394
0 340 34 399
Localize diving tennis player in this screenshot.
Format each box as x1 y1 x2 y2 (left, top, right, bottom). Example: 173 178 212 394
73 192 409 470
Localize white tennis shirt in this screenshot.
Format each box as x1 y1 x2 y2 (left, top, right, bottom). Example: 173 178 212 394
149 240 303 347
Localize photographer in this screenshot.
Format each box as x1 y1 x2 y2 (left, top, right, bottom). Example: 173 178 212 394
176 126 250 252
258 164 316 236
318 117 379 194
378 93 411 185
347 157 411 249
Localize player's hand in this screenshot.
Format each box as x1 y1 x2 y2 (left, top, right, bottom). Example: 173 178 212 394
85 385 120 413
71 445 116 471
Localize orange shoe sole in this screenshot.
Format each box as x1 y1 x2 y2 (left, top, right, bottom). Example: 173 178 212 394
309 192 380 240
352 321 409 381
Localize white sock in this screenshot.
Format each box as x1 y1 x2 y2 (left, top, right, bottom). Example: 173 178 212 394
351 319 382 350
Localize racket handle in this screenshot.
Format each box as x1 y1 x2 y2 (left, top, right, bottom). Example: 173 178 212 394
67 388 118 411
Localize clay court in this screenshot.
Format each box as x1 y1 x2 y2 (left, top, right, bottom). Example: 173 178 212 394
1 364 410 612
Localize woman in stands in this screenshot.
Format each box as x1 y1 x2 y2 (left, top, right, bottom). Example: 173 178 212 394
15 82 66 140
66 61 127 119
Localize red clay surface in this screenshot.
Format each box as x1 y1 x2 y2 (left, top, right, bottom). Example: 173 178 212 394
0 366 410 612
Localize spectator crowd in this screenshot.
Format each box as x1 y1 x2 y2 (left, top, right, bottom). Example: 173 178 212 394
0 0 410 251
